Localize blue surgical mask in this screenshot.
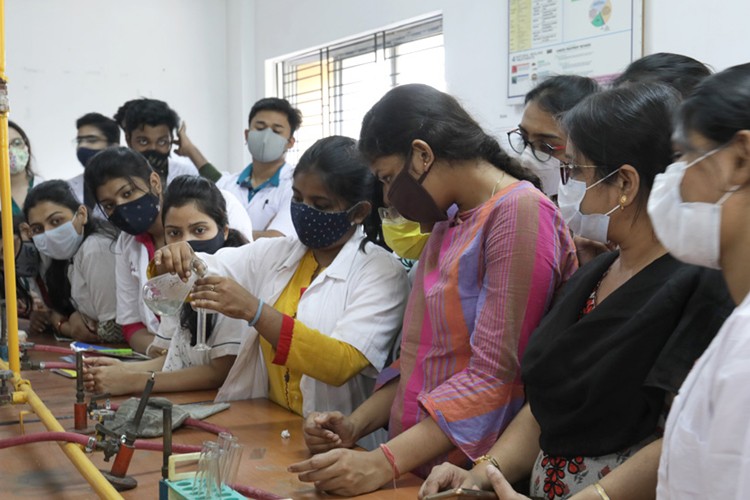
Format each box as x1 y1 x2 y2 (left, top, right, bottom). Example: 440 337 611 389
187 230 226 255
108 193 160 235
290 201 358 249
32 219 84 260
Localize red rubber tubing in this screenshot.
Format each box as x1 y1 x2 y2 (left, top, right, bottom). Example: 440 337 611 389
0 431 200 453
230 483 284 500
39 361 76 370
30 345 73 354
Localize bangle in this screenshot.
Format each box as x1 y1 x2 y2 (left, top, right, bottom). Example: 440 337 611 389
379 443 401 479
474 454 502 473
593 483 610 500
247 298 264 328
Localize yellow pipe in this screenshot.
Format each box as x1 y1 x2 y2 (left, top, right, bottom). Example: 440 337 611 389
0 360 123 499
0 0 21 377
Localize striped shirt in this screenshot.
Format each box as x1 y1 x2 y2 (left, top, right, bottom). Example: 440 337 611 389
381 181 577 477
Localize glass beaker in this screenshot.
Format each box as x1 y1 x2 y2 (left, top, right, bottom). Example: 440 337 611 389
142 258 207 316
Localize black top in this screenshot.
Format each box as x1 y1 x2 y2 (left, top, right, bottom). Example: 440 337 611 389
521 252 734 457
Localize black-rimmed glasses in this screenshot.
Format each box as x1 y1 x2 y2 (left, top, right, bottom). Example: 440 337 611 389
507 128 565 162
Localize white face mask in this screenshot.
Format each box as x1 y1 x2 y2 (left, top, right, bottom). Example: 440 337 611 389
519 148 561 197
32 218 84 260
246 128 289 163
647 147 735 270
557 169 620 244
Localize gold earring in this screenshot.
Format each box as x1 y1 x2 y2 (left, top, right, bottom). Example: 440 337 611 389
619 194 627 209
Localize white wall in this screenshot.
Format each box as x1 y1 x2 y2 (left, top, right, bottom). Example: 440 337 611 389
6 0 233 181
644 0 750 72
6 0 750 181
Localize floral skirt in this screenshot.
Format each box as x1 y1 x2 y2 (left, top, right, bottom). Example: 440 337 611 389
529 434 658 500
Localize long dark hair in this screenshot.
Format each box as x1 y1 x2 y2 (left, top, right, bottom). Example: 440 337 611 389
294 135 386 251
23 180 118 317
562 82 681 210
359 83 540 188
525 75 600 118
162 176 248 345
84 146 156 210
0 215 33 315
677 62 750 145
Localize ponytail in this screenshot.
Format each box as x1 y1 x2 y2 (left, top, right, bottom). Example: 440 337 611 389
479 136 541 189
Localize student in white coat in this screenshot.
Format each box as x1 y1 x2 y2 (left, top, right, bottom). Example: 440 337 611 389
154 136 409 447
22 180 122 343
82 176 266 396
649 63 750 500
84 147 253 354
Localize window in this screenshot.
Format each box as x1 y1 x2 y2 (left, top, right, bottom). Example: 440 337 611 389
276 15 444 162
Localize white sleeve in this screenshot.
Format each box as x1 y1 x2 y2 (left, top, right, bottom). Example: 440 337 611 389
706 335 750 499
312 249 409 371
266 190 295 237
221 189 254 242
115 237 145 328
207 315 245 359
76 237 118 322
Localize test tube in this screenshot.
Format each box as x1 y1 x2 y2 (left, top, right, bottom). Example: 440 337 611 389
194 307 210 351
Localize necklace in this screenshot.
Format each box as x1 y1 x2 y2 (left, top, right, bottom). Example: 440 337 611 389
491 171 507 198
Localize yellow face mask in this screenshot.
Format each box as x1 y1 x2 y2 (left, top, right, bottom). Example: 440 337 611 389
381 219 430 260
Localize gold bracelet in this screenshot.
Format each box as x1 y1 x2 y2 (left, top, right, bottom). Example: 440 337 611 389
473 454 501 472
593 483 611 500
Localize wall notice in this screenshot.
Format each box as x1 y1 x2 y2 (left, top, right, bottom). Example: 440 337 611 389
508 0 642 101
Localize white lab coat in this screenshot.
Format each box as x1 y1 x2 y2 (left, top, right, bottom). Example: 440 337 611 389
658 289 750 499
203 228 409 444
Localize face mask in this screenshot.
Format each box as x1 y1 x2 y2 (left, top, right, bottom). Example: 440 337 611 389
32 219 85 260
141 150 170 179
247 128 289 163
291 201 358 249
9 147 29 174
109 192 160 235
647 147 734 270
557 169 620 244
519 148 560 197
187 230 226 255
77 147 101 168
381 216 430 260
15 241 40 277
387 157 448 225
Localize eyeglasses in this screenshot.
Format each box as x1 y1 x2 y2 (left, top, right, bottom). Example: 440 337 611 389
507 129 565 162
75 135 107 146
559 161 601 185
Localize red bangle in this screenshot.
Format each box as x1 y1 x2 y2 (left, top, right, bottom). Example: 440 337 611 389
379 443 401 479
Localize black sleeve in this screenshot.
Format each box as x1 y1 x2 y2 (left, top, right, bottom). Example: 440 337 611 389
645 267 735 393
198 163 223 183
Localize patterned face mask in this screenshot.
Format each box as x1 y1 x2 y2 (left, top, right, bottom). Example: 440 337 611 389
141 150 170 180
290 201 360 249
109 192 161 235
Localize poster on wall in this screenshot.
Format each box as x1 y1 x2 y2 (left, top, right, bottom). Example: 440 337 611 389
507 0 643 102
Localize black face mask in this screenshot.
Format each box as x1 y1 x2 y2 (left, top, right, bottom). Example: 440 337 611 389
15 241 40 278
141 150 170 179
187 230 226 255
